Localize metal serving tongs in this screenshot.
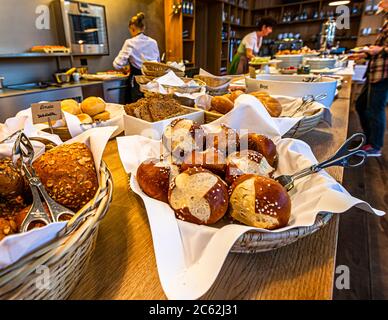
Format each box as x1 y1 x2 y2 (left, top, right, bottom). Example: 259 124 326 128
275 133 368 191
290 93 327 117
12 132 75 232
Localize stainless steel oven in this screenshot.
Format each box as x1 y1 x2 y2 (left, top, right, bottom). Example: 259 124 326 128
59 0 109 55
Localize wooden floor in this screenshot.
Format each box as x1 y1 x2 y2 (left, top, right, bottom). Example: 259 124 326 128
333 108 388 300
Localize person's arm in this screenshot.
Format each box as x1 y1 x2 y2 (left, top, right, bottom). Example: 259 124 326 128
245 48 255 60
113 40 132 71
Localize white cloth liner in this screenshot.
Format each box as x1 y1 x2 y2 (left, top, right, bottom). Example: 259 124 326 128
0 125 117 269
117 94 385 300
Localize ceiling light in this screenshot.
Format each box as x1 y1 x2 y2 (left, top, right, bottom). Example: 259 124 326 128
329 1 350 6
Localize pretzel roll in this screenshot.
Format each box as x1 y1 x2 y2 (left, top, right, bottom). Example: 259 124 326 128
243 133 278 169
225 150 274 185
181 147 226 177
136 158 180 203
206 124 240 157
229 175 291 230
168 167 229 225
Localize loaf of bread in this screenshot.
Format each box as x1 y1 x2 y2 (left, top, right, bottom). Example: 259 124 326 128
210 96 234 114
137 158 180 203
207 124 240 157
168 167 229 225
229 175 291 230
181 147 226 177
80 96 106 117
225 150 274 185
162 118 205 163
32 143 98 211
243 133 278 169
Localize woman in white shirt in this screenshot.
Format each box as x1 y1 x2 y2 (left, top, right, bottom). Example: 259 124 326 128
229 17 276 75
113 12 160 102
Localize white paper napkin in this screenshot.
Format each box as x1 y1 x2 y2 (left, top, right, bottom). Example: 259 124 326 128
0 126 116 269
117 99 385 300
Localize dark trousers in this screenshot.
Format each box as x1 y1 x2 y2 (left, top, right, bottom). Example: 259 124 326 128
355 78 388 149
125 65 143 103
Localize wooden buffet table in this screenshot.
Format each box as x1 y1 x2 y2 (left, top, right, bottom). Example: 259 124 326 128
70 96 350 300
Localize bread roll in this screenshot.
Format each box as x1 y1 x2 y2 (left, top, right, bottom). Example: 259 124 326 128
207 124 240 157
61 99 81 115
181 147 226 177
243 133 278 169
33 143 98 211
168 167 229 225
93 111 111 122
229 175 291 230
162 119 205 164
225 150 274 185
210 96 234 114
137 158 180 203
0 216 18 241
76 113 93 124
249 91 269 99
228 90 244 102
0 158 26 202
260 96 282 117
80 97 106 116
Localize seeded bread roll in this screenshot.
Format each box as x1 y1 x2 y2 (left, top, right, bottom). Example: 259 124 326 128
0 216 18 241
168 167 229 225
137 158 180 203
225 150 274 185
229 175 291 230
0 158 26 202
32 143 98 212
243 133 278 169
210 96 234 114
181 147 226 177
207 124 240 157
162 118 205 164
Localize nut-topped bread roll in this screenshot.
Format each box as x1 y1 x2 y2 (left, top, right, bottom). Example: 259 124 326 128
229 175 291 230
168 167 229 225
225 150 274 185
243 133 278 169
0 216 18 241
162 118 205 163
32 143 98 212
181 147 226 177
137 158 180 203
207 124 240 157
0 158 27 202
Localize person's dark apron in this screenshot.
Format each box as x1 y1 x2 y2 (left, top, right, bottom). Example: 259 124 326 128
125 64 143 103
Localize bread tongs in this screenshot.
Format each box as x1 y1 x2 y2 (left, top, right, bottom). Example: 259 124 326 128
12 132 75 232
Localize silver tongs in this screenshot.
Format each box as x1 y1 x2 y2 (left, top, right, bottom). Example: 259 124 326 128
276 133 368 191
12 133 75 232
289 93 328 117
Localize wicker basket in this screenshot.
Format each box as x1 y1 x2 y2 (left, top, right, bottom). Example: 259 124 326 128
163 78 206 95
283 108 325 138
230 213 333 253
42 126 72 142
0 162 113 299
134 75 155 85
194 75 232 96
142 61 185 78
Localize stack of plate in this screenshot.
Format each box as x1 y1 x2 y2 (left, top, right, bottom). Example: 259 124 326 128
274 55 303 69
305 58 337 70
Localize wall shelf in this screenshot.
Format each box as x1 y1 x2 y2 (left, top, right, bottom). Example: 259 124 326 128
0 52 71 58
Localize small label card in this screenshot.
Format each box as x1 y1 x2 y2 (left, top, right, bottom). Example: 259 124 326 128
31 101 62 124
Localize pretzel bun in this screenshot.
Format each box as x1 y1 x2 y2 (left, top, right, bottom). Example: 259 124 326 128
162 118 205 164
80 96 106 116
168 167 229 225
61 99 81 115
76 113 93 124
229 175 291 230
32 143 98 212
93 111 111 122
207 124 240 157
228 90 244 102
136 158 180 203
225 150 274 185
210 96 234 114
243 133 278 168
181 147 226 177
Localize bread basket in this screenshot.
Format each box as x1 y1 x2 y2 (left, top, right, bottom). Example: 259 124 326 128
142 61 185 78
0 161 113 299
162 78 206 95
283 108 325 138
194 75 231 96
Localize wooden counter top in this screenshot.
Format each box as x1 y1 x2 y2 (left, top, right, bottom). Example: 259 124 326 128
70 97 350 300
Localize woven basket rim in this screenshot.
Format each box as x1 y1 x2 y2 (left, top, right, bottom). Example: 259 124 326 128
0 161 113 276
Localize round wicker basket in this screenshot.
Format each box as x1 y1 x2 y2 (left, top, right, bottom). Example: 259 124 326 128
142 61 185 78
0 162 113 300
230 213 333 253
42 126 72 142
283 108 325 138
194 75 232 96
